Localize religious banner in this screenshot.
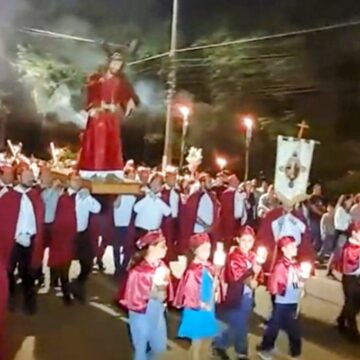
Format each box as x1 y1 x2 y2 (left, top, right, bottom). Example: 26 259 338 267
274 136 316 206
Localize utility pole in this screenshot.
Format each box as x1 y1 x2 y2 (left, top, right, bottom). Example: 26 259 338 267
162 0 179 171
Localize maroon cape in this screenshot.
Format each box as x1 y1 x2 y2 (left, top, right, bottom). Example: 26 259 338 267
161 188 180 260
220 188 240 245
49 193 77 268
257 207 315 273
119 260 173 313
268 257 301 296
0 189 20 360
173 261 216 309
27 188 45 269
178 190 221 253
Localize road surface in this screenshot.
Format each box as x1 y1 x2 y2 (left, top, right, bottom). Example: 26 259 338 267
6 249 360 360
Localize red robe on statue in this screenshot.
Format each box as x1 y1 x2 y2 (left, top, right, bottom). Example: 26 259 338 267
257 207 315 273
178 190 220 253
49 193 77 268
78 72 139 171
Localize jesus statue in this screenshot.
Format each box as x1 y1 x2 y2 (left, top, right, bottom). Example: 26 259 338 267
78 51 139 179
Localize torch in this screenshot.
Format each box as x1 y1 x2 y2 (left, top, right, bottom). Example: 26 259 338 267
243 116 254 181
296 261 313 318
179 105 191 170
216 157 227 172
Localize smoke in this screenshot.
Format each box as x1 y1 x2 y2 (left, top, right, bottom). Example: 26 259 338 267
134 79 165 115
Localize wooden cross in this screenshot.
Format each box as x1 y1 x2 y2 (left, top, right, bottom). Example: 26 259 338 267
297 120 309 138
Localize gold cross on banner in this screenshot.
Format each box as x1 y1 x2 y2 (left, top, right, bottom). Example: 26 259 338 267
297 120 309 138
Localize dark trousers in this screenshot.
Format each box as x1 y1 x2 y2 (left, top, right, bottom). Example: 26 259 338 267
8 243 36 309
260 303 302 357
75 231 93 284
113 226 133 275
50 263 71 298
339 275 360 333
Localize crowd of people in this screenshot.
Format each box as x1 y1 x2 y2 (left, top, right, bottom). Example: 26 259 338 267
0 161 359 360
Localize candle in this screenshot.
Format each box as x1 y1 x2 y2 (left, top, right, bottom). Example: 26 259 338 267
300 262 312 279
256 246 268 265
153 266 168 286
213 242 226 267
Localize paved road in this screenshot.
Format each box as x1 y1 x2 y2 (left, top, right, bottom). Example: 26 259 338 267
6 249 360 360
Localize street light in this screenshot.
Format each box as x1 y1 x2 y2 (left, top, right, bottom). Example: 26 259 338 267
243 116 254 181
179 105 190 169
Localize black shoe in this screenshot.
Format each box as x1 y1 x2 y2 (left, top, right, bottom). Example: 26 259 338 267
62 294 73 307
211 347 230 360
23 297 37 315
8 295 17 312
70 281 86 304
97 259 105 272
336 316 346 333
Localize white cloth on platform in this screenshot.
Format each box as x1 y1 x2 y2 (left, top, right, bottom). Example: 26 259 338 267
14 185 37 248
113 194 136 227
68 188 101 232
41 187 60 224
194 192 214 233
271 212 306 246
134 192 171 231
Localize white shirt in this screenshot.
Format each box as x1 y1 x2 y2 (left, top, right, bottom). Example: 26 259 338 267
275 265 302 304
41 187 60 224
234 190 247 224
113 194 136 227
14 185 37 247
334 206 352 232
194 192 214 233
166 186 180 218
271 213 306 246
68 188 101 232
134 192 171 231
350 204 360 223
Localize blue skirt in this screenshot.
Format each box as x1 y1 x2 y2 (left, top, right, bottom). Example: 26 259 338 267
178 268 218 340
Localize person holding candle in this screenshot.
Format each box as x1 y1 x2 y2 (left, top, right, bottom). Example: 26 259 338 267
174 232 221 360
336 221 360 342
213 226 264 360
119 230 172 360
257 236 311 360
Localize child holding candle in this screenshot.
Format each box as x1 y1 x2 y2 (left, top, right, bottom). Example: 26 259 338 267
257 236 311 360
174 232 221 360
119 230 172 360
213 226 264 360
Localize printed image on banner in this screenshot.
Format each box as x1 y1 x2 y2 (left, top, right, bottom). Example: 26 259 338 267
274 136 315 206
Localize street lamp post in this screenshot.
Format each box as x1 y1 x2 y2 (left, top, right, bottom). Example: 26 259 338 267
162 0 179 171
243 116 253 181
179 105 190 169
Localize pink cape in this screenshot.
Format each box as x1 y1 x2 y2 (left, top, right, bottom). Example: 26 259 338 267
220 188 240 245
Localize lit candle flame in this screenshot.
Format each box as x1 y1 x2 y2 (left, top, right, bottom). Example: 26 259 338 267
300 262 312 279
216 157 227 170
256 246 268 265
213 242 226 267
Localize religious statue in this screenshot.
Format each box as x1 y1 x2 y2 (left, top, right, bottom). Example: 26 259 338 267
78 49 139 179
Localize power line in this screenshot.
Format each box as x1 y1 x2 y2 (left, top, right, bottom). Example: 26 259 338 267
130 18 360 66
